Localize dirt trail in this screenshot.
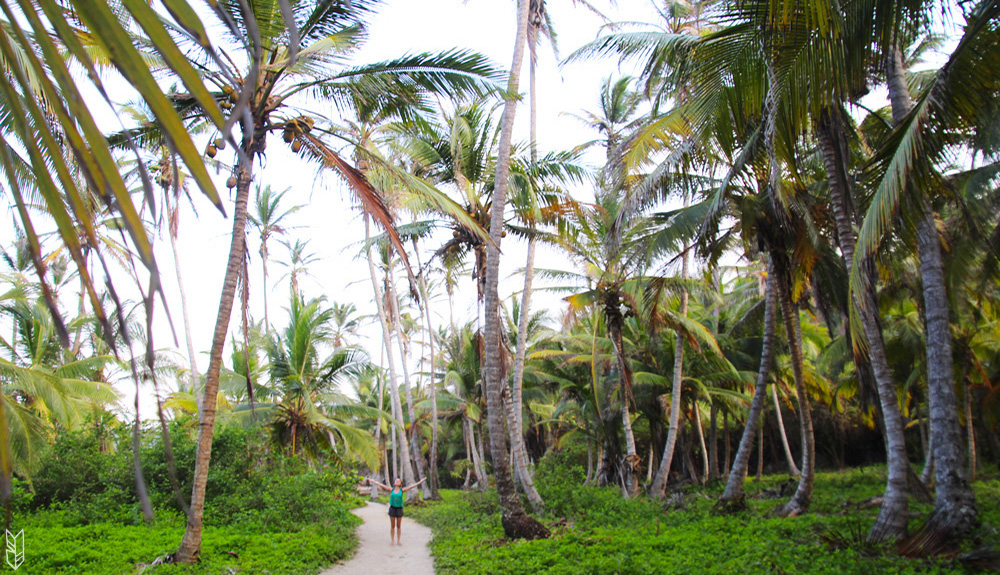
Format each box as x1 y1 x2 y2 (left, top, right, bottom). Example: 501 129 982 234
320 501 435 575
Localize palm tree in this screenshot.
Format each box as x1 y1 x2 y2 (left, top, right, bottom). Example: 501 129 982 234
159 0 498 562
480 0 550 540
854 1 999 536
263 294 380 465
249 185 302 332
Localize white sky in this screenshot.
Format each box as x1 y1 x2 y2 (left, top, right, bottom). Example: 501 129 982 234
4 1 957 417
123 0 661 414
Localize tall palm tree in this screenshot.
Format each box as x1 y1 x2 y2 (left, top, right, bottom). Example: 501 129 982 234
158 0 498 562
854 0 999 536
249 185 302 332
480 0 550 540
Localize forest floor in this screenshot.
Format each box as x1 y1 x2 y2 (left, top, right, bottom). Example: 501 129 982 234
321 501 436 575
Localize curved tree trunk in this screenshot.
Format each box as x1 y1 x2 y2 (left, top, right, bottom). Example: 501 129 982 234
776 267 815 517
607 312 639 497
771 383 800 476
174 148 253 563
719 262 777 508
413 240 441 499
165 194 202 416
508 235 544 512
365 218 416 490
816 105 909 541
651 242 690 497
387 261 430 498
481 0 548 540
886 46 976 536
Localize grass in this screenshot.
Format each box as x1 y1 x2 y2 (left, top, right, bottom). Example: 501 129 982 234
9 492 363 575
408 465 1000 575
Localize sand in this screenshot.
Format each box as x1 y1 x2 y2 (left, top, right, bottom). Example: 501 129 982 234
320 501 436 575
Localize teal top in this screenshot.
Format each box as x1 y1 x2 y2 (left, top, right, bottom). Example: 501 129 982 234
389 487 403 508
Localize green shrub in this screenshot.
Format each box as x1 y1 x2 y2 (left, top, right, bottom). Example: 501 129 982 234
410 468 1000 575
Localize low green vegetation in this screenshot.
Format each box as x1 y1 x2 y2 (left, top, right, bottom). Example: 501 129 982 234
410 450 1000 575
9 423 363 575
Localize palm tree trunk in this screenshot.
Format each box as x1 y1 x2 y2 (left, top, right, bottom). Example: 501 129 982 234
481 0 548 540
886 46 976 536
174 149 252 563
365 218 416 490
719 262 777 508
607 316 639 497
776 268 815 517
724 409 731 474
165 194 202 415
709 403 719 481
413 240 441 499
465 416 487 489
387 261 430 497
651 245 690 497
693 402 709 483
965 375 976 482
771 384 800 476
816 106 909 542
508 237 544 512
261 247 270 332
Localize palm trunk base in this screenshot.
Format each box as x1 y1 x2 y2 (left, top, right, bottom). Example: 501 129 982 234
899 503 979 557
868 490 909 542
501 510 550 540
713 494 747 514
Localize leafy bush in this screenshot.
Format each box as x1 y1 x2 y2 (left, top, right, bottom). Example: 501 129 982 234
409 468 1000 575
12 420 364 574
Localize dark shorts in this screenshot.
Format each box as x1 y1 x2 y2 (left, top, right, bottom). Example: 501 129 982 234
388 505 403 518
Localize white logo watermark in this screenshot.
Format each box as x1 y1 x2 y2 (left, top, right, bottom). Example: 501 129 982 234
5 530 23 570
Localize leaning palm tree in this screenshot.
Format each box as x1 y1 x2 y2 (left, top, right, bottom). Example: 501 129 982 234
145 0 499 562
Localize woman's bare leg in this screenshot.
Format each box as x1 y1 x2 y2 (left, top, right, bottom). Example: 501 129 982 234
390 516 399 544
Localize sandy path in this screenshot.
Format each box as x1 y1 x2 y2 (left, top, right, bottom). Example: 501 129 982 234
320 502 435 575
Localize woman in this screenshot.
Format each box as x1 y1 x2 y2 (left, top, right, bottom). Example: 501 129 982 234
368 476 426 545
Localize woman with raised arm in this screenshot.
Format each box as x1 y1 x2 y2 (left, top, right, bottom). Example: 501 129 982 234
368 477 426 545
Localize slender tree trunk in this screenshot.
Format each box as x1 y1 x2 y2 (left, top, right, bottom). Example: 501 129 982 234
387 261 430 498
413 240 441 499
771 384 801 476
887 46 976 535
965 376 976 482
261 247 270 332
508 236 544 512
132 373 154 523
724 409 731 475
506 11 545 509
465 416 487 490
776 270 815 517
816 106 909 541
480 0 548 540
365 218 416 491
651 245 690 497
719 262 777 508
174 148 253 563
709 403 719 481
757 420 764 480
608 316 639 497
165 194 202 416
693 402 708 483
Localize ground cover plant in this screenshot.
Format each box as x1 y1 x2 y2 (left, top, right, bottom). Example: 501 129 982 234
409 451 1000 575
8 424 363 575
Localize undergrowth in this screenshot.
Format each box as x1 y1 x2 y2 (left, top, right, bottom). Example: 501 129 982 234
9 424 364 574
409 453 1000 575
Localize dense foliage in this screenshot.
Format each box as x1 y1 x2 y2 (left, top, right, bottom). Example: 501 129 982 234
10 424 363 574
410 453 1000 575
